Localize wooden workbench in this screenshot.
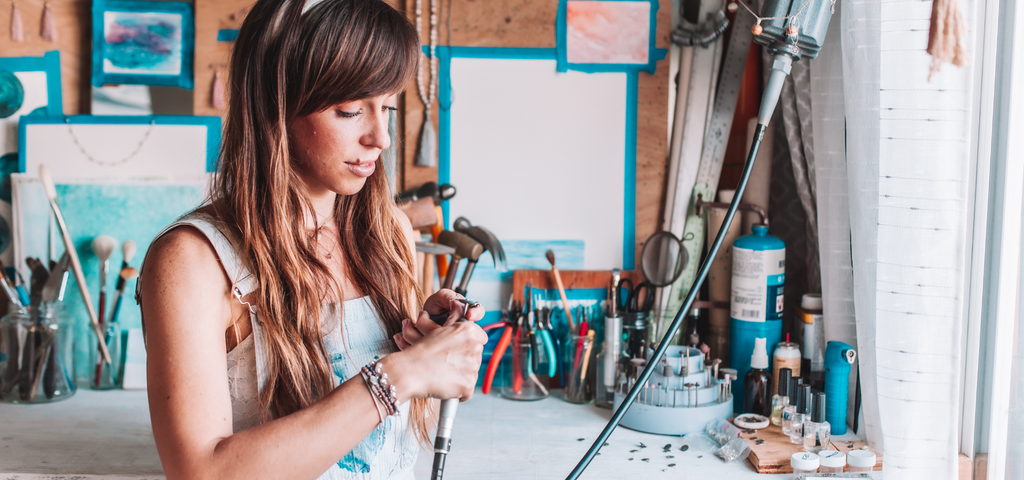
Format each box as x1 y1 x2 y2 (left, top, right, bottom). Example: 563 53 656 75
0 389 874 479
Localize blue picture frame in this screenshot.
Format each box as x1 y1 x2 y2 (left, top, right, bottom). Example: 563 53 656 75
18 115 222 173
91 0 195 89
0 51 63 118
556 0 665 74
433 46 639 269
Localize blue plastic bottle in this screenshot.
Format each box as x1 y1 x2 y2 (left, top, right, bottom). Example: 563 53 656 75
825 341 857 435
729 225 785 413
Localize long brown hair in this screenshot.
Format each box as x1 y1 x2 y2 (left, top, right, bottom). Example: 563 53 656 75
214 0 430 443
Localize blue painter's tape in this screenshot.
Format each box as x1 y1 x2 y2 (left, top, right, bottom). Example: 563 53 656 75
17 115 222 173
437 47 453 228
91 0 196 90
0 51 63 117
555 0 667 74
217 29 239 42
623 72 638 270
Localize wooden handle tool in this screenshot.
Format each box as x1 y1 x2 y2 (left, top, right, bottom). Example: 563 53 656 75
545 250 575 331
39 165 111 365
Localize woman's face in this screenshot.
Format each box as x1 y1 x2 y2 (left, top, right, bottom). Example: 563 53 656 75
289 94 397 197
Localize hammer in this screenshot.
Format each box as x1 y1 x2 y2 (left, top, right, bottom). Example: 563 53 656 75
436 230 483 292
452 217 507 273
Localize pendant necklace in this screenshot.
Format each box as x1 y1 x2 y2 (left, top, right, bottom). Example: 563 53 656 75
414 0 438 167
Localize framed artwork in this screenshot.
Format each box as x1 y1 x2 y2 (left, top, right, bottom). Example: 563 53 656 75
0 51 63 265
556 0 663 74
91 0 195 89
19 115 221 180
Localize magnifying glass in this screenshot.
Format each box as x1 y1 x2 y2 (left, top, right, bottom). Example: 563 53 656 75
639 231 686 288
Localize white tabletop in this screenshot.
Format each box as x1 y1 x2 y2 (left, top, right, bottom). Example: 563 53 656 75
0 389 771 479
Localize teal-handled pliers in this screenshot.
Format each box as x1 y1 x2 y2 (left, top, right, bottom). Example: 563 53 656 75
525 283 557 378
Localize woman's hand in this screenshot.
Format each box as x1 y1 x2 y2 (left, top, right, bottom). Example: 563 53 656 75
382 317 488 402
393 288 484 350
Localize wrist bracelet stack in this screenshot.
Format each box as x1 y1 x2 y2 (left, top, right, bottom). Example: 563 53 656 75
361 361 400 420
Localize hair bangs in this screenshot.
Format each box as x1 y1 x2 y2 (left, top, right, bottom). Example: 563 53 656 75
294 0 418 117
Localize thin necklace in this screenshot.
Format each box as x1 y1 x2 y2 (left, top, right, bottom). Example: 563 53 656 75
316 224 339 260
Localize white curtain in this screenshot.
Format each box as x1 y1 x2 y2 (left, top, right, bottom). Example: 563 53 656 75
838 0 977 478
809 6 861 439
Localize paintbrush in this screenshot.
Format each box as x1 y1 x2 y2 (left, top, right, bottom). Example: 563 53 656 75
91 235 117 387
544 250 576 331
39 164 111 365
108 240 137 327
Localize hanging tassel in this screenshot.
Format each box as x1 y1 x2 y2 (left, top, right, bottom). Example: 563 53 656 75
927 0 968 80
415 109 436 167
211 69 226 109
41 2 57 42
10 1 23 42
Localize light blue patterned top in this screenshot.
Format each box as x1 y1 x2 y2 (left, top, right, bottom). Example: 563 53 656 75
146 214 419 479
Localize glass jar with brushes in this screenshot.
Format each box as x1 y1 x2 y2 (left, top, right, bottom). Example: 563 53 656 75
0 303 75 403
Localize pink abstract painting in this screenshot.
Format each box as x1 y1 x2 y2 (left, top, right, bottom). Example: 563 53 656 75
566 1 650 65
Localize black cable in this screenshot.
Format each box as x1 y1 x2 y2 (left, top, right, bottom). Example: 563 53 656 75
565 123 768 480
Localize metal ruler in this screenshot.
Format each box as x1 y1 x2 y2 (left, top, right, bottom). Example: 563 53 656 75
658 5 757 339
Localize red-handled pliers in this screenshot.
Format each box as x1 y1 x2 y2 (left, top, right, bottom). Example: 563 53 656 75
482 324 513 394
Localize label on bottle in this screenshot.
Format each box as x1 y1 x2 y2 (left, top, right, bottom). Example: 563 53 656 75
799 308 825 372
731 247 785 322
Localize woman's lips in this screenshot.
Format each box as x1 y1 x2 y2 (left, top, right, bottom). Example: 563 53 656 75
346 161 375 177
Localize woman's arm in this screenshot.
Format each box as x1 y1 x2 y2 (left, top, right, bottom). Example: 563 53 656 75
141 227 486 480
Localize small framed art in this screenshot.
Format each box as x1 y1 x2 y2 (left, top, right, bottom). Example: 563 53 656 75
91 0 195 89
556 0 663 74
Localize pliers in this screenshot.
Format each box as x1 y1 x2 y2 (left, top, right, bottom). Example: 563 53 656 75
533 306 557 378
482 295 516 394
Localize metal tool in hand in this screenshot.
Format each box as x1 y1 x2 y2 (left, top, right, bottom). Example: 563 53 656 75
427 295 479 480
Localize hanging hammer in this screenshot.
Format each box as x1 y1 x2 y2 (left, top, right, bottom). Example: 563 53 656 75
437 230 483 292
452 217 507 273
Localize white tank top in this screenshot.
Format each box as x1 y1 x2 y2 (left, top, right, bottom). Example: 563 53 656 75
140 213 419 479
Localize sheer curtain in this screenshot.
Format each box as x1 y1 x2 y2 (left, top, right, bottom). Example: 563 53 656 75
839 0 977 478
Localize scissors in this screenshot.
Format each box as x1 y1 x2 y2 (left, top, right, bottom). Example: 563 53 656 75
618 279 655 314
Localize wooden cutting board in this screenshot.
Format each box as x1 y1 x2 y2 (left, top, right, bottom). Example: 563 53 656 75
741 423 883 474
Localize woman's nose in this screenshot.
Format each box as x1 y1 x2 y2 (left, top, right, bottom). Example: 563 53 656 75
362 111 392 151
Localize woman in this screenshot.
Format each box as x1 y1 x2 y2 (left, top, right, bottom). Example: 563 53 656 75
136 0 487 478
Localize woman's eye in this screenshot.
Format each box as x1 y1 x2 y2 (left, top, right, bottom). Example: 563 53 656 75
383 105 398 113
337 109 360 118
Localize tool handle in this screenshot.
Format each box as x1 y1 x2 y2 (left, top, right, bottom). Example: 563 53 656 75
455 260 477 295
442 257 461 290
482 327 512 394
540 330 557 377
550 266 575 330
49 199 111 365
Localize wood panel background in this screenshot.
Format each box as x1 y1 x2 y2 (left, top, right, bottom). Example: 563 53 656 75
400 0 671 270
0 0 91 114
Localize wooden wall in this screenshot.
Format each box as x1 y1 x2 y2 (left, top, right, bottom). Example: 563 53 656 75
400 0 671 269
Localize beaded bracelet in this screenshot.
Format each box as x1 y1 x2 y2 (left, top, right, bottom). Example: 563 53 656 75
361 362 400 417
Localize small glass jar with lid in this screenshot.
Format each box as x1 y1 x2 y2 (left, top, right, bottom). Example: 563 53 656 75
790 451 819 479
847 449 877 472
818 450 846 474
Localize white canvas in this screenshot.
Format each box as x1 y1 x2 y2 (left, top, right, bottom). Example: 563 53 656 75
22 123 210 181
447 57 628 269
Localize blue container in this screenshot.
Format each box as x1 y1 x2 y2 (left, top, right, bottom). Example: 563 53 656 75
729 318 782 413
825 341 856 435
729 225 785 413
